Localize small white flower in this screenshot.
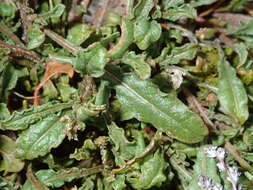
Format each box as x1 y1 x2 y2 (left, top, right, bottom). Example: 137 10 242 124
216 162 226 172
197 176 212 188
227 166 240 183
211 183 223 190
216 147 226 160
204 146 218 158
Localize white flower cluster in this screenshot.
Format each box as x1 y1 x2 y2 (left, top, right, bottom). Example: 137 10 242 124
197 176 223 190
203 145 242 190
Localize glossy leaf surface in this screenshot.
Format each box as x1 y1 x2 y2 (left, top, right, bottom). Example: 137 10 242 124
104 66 208 143
15 114 68 159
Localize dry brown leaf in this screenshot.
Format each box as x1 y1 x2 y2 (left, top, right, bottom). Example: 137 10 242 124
33 62 74 105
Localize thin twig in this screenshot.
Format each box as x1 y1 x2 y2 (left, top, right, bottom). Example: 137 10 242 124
224 140 253 174
161 22 198 44
0 23 25 47
17 0 31 42
44 29 80 54
0 40 42 64
13 92 36 100
182 86 215 130
112 137 156 174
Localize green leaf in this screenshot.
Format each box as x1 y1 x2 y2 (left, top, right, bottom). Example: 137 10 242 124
70 139 96 161
37 3 65 22
162 43 198 65
104 66 208 143
0 135 24 174
234 43 248 67
217 59 249 124
127 150 167 189
15 113 69 160
0 101 71 131
112 175 126 190
0 63 19 103
0 176 20 190
108 18 134 59
162 4 197 21
233 20 253 46
134 18 162 50
162 0 184 9
67 24 94 46
133 0 154 18
190 0 218 7
188 146 221 190
0 2 16 18
0 103 10 120
22 165 50 190
35 166 103 188
73 43 107 77
108 122 145 166
26 24 45 49
122 51 151 79
95 80 110 106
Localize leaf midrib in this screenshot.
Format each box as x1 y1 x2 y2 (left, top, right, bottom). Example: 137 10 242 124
24 116 64 158
220 61 239 119
105 69 194 136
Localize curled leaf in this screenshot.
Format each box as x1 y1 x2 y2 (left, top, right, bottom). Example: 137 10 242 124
108 18 134 59
33 62 74 105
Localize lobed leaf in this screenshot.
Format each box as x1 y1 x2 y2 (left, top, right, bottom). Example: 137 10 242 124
104 65 208 143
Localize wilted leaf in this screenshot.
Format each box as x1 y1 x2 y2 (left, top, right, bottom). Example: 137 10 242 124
0 135 24 174
122 51 151 79
33 62 74 105
15 113 69 159
217 59 249 124
104 66 208 143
